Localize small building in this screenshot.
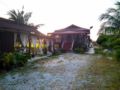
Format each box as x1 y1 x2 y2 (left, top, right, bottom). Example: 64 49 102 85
0 18 45 54
47 24 91 52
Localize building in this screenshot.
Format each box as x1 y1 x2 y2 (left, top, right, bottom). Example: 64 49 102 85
0 18 45 54
47 24 91 52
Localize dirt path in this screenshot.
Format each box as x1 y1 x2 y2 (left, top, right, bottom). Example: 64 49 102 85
0 53 97 90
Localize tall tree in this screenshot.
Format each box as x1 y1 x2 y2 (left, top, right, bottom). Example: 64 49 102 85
99 1 120 34
7 7 32 25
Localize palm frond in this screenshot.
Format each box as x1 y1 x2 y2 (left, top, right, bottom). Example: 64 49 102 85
115 1 120 6
107 8 117 14
23 12 32 24
7 10 18 21
115 1 120 11
99 13 112 21
99 1 120 35
7 8 32 25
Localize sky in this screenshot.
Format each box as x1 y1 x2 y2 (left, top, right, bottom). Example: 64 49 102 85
0 0 117 41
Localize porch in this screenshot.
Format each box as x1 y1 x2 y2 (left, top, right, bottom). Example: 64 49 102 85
47 24 91 52
0 18 46 55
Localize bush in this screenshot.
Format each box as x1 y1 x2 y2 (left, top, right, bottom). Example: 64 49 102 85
0 52 30 71
74 47 85 53
43 48 47 54
0 53 15 70
113 38 120 46
97 33 120 61
113 45 120 50
113 49 120 61
60 49 66 53
94 48 103 54
14 52 28 66
97 35 116 49
25 53 31 59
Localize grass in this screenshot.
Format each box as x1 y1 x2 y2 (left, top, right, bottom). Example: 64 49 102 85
87 56 120 90
72 55 120 90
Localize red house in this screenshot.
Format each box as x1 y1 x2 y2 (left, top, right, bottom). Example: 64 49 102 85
47 24 91 52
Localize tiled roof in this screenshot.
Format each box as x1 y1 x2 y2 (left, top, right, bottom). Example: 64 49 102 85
53 24 90 34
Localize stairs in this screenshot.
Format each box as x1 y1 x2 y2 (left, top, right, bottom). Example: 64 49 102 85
62 41 74 51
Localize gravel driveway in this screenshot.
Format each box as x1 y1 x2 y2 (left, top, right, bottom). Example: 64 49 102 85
0 53 94 90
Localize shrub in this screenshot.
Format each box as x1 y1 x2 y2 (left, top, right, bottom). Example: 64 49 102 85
112 38 120 46
97 33 120 61
74 47 85 54
0 52 30 71
94 48 103 54
14 52 28 66
60 49 66 53
25 53 31 59
113 49 120 61
113 45 120 50
97 35 116 49
0 53 15 70
97 35 108 46
43 47 47 54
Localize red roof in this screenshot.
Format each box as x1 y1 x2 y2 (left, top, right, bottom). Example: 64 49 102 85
52 24 90 35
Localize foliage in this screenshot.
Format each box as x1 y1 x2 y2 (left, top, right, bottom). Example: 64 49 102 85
97 35 108 47
43 48 47 55
99 1 120 34
97 35 120 49
14 52 28 66
60 49 66 53
94 48 103 54
98 1 120 61
7 6 32 25
42 41 47 55
112 38 120 46
0 53 15 70
113 49 120 61
52 51 61 56
73 47 85 54
0 52 31 71
97 34 120 61
73 42 87 54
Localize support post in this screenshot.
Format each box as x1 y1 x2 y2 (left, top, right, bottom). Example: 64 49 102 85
28 33 31 55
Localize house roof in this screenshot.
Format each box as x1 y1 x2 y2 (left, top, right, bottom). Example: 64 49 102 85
52 24 90 35
0 17 45 37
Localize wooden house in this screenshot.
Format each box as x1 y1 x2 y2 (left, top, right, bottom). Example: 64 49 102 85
0 18 45 54
47 24 91 52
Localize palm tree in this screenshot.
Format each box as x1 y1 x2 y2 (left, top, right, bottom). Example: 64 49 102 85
7 7 32 25
99 1 120 34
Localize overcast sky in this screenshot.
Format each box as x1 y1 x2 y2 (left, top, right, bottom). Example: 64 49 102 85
0 0 116 41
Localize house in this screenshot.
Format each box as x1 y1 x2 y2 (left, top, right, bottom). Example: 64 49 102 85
0 18 45 54
47 24 91 52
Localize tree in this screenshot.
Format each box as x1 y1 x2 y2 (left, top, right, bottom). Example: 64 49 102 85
7 7 32 25
99 1 120 34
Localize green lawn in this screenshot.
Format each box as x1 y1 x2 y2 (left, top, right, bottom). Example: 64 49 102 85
73 55 120 90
